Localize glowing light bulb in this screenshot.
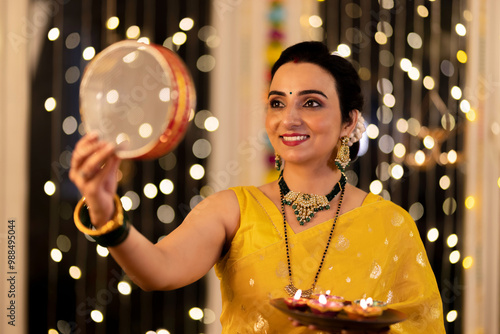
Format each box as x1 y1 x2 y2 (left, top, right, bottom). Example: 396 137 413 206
393 143 406 158
91 310 103 323
465 196 475 209
126 25 140 39
400 58 412 72
457 50 467 63
337 44 351 57
107 16 120 30
83 46 96 60
144 184 158 199
189 164 205 180
466 109 477 122
308 15 323 28
48 28 60 41
50 248 63 262
120 196 132 211
447 150 458 164
44 181 56 196
204 116 219 132
449 250 460 264
118 281 132 295
427 228 439 242
179 18 194 31
455 23 466 36
173 32 187 45
460 100 470 113
189 307 204 320
369 180 383 195
366 124 379 139
96 245 109 257
439 175 451 190
408 67 420 80
423 76 435 90
463 256 473 269
45 97 57 112
415 150 426 165
159 179 174 195
447 234 458 248
69 266 82 279
447 310 458 322
423 135 435 149
451 86 462 100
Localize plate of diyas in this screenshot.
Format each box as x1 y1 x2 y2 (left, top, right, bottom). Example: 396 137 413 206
270 291 407 331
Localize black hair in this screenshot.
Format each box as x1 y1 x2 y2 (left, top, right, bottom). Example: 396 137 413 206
271 41 364 160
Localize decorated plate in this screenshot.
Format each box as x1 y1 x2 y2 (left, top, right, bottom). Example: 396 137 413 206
270 298 407 331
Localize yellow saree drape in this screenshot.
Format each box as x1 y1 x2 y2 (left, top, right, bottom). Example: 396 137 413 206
215 186 445 333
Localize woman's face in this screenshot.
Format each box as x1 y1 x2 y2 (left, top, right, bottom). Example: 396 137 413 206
266 62 350 167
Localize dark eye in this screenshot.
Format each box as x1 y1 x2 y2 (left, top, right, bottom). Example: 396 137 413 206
269 100 284 108
303 99 320 107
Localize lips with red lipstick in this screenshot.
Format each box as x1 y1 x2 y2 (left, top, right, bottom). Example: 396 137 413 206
280 134 310 146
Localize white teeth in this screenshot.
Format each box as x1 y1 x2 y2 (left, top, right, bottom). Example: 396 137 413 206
282 136 308 141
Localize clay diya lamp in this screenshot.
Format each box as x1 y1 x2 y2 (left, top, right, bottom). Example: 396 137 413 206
353 298 388 310
307 294 344 317
312 291 345 303
283 289 310 312
343 298 383 320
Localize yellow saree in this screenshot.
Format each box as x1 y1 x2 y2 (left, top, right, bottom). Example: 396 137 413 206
215 186 445 333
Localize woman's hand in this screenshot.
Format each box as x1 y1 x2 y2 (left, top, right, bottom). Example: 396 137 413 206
69 133 121 227
289 317 318 331
289 317 389 333
339 329 389 334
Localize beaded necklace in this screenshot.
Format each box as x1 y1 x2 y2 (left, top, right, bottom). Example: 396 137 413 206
279 170 346 225
280 172 346 298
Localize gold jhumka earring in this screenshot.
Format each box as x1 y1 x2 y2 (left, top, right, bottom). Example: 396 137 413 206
275 153 282 171
335 136 350 172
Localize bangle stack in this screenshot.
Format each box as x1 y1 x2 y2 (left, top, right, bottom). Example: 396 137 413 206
73 195 130 247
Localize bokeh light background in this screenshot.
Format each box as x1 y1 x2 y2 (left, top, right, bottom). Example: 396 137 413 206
14 0 499 333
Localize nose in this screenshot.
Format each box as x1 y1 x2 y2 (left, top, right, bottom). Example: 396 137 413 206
282 105 302 128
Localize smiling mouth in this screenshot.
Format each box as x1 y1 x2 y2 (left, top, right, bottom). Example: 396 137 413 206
281 135 309 142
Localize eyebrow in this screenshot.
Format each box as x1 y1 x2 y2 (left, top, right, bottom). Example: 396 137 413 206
267 89 328 99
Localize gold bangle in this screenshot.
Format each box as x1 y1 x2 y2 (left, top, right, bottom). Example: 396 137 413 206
73 195 124 236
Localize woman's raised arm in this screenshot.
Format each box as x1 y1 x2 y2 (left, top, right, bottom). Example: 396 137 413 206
109 189 239 291
69 133 240 291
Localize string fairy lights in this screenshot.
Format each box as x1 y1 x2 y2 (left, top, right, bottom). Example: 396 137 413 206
319 0 467 332
29 1 214 333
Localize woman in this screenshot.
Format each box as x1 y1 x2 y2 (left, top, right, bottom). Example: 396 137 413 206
70 42 445 333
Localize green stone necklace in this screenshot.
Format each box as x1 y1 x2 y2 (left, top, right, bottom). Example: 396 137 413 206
278 170 347 225
280 175 346 298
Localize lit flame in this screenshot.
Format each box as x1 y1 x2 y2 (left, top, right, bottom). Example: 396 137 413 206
293 289 302 300
325 290 331 295
360 298 368 310
366 297 373 306
319 295 327 305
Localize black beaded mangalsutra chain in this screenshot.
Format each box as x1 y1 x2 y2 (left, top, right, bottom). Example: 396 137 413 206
279 171 347 225
281 173 346 298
